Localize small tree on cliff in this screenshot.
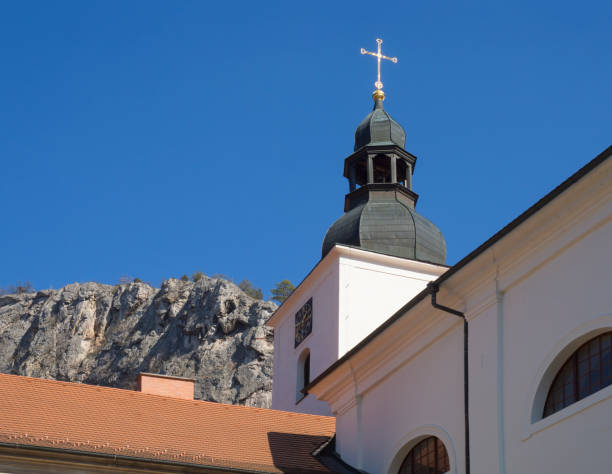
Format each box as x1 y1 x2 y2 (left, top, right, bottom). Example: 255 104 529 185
191 271 204 282
238 280 263 300
270 280 295 304
0 281 34 295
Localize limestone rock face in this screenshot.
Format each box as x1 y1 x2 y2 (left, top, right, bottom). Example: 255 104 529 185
0 277 276 407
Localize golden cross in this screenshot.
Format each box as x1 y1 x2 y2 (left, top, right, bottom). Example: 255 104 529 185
360 38 398 91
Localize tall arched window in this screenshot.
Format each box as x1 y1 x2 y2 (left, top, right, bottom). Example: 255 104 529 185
399 436 449 474
303 353 310 386
544 331 611 417
296 349 311 403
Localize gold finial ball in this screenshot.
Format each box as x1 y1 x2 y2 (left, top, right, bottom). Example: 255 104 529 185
372 89 385 101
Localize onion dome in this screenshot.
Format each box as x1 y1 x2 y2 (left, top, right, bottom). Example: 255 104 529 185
354 92 406 151
321 185 446 264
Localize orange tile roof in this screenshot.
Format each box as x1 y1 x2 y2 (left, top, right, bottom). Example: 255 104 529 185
0 373 336 472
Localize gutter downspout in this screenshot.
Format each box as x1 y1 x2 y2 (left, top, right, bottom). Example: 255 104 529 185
427 282 470 474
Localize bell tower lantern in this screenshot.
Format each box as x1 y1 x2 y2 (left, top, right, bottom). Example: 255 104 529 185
347 90 415 191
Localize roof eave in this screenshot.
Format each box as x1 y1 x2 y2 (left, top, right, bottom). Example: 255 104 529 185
0 442 270 474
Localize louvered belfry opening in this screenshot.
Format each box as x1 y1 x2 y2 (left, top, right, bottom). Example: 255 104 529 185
347 152 414 191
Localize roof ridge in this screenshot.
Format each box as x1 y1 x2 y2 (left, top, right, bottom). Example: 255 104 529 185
0 372 335 420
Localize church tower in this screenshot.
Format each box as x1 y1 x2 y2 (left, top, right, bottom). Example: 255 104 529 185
322 88 446 264
268 40 448 415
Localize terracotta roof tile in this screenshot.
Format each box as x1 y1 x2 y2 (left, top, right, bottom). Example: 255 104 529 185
0 373 336 472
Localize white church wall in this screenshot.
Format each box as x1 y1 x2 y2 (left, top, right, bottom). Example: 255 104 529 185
458 158 612 474
333 317 465 473
460 175 612 474
365 328 464 474
460 298 501 474
270 263 339 415
338 253 446 355
269 245 445 415
498 217 612 474
334 402 360 467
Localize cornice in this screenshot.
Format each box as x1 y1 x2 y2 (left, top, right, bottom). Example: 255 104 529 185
334 394 359 417
465 291 499 323
337 245 448 275
343 183 419 212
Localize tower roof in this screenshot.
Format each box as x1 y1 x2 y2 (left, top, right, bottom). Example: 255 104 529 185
354 96 406 151
322 185 446 264
323 81 446 264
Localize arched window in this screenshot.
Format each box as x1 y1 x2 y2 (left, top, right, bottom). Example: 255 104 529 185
303 353 310 386
543 331 611 417
296 349 311 402
399 436 449 474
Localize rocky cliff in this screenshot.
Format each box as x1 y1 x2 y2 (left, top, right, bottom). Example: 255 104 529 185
0 277 276 407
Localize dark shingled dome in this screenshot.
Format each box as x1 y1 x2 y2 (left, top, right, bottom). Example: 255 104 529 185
322 193 447 264
354 98 406 151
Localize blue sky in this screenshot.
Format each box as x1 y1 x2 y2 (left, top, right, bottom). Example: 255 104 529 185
1 1 610 297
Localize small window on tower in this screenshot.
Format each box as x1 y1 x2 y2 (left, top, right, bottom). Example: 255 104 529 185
297 348 311 403
304 353 310 386
295 298 313 348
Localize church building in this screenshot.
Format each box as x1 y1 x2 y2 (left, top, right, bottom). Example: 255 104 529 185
0 42 610 473
268 67 611 473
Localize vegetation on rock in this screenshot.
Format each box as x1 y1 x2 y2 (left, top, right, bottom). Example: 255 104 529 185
270 280 295 304
0 281 34 295
238 280 263 300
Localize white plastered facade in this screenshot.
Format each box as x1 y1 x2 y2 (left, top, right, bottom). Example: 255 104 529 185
268 246 446 415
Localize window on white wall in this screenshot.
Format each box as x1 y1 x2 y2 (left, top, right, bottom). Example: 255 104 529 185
399 436 450 474
544 331 612 417
295 298 313 348
296 349 310 403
